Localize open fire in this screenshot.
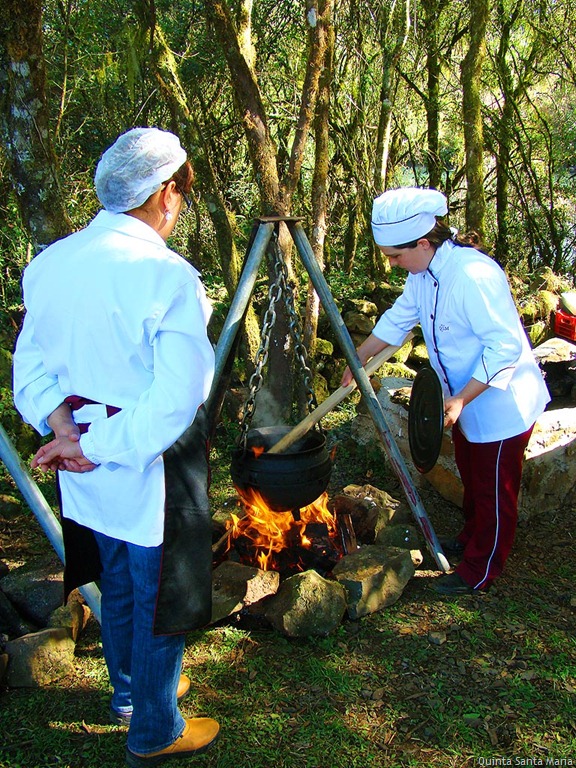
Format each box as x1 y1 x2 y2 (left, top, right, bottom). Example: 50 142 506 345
224 488 349 576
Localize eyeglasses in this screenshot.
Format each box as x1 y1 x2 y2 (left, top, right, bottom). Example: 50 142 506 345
177 187 192 212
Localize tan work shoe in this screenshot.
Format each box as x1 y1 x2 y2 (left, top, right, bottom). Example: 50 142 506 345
176 674 190 702
125 717 220 766
110 675 192 726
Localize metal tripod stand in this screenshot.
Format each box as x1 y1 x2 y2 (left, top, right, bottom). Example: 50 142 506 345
207 217 450 572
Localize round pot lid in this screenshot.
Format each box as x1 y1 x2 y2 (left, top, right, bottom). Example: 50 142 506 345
408 366 444 474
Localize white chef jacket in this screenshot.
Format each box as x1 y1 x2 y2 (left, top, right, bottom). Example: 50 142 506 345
13 210 215 546
372 239 550 442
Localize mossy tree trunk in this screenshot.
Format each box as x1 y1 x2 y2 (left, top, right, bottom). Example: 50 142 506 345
461 0 488 238
0 0 72 249
302 0 334 414
373 0 410 193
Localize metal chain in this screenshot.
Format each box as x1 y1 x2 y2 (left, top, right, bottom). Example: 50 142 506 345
238 261 283 449
238 233 320 449
270 236 320 418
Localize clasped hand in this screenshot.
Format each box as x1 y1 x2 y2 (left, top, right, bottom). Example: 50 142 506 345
32 433 98 474
32 403 99 474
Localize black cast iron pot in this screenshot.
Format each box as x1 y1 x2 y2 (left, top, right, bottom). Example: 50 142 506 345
230 426 333 512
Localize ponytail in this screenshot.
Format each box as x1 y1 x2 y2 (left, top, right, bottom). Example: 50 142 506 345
425 221 490 255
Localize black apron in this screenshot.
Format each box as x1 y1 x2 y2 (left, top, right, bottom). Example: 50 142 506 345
59 406 212 635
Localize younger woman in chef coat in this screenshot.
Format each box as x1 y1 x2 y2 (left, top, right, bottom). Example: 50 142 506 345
342 187 550 595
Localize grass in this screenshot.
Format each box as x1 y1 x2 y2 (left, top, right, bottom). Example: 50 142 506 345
1 420 575 767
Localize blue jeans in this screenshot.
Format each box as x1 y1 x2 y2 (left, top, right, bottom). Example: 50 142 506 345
94 531 186 754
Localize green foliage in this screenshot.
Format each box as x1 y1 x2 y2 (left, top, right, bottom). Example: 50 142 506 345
0 193 29 347
3 0 576 290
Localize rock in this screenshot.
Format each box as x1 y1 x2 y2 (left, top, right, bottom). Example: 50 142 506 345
1 557 64 626
533 337 576 364
519 408 576 518
526 320 551 347
410 549 424 567
5 627 76 687
0 589 36 639
350 377 458 498
315 337 334 356
520 290 558 325
0 494 22 519
329 490 392 544
369 361 417 384
211 561 280 624
375 524 420 550
264 570 347 637
47 591 90 642
355 380 462 502
528 266 573 295
544 369 573 398
313 372 330 403
343 310 375 336
407 342 430 367
389 338 416 366
422 463 464 508
211 505 238 539
370 283 404 315
0 349 40 456
343 483 412 527
344 299 379 317
332 545 415 619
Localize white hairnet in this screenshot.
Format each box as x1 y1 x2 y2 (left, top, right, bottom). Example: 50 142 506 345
371 188 448 246
94 127 187 213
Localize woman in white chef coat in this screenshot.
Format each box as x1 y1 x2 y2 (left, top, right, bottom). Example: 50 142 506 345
13 128 220 766
342 187 550 596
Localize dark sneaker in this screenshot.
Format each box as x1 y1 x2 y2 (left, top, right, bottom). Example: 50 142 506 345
439 537 466 557
110 674 191 726
430 572 477 595
110 707 133 726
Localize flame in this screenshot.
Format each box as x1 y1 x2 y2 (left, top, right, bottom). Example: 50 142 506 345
227 488 337 571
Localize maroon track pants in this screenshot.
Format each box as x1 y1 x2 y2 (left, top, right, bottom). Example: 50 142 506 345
452 422 534 591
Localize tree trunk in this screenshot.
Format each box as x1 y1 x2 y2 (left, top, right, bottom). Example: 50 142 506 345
343 191 361 275
205 0 328 420
303 0 334 365
492 0 520 266
150 26 241 293
374 0 410 193
423 0 441 190
148 23 263 371
0 0 72 248
204 0 281 214
494 85 513 267
461 0 488 237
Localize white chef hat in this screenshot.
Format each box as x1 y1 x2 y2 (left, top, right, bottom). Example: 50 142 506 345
94 127 187 213
371 187 448 246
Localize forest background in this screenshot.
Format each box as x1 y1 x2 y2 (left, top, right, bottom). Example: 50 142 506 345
0 4 576 767
1 0 576 423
